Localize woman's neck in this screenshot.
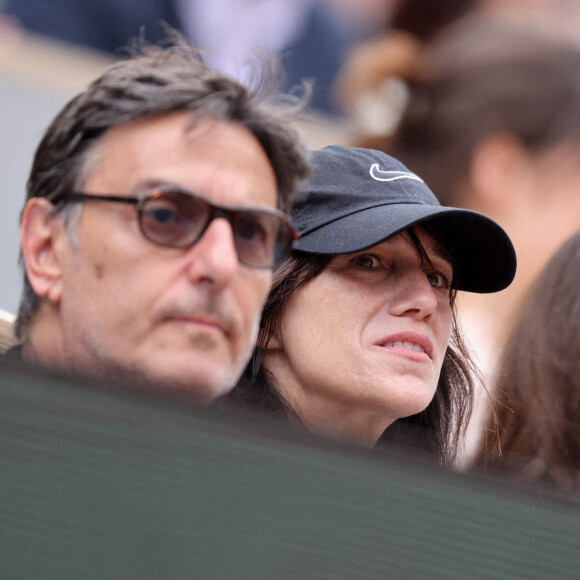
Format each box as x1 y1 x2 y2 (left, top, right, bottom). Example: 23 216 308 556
280 385 396 448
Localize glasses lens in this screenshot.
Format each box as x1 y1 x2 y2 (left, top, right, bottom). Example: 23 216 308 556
140 190 209 248
139 189 294 268
231 211 293 268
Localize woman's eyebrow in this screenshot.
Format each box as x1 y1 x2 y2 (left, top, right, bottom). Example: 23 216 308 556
430 242 455 268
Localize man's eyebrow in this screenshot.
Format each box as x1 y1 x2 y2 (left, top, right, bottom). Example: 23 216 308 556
129 179 179 194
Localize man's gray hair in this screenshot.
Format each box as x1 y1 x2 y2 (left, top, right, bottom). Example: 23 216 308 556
16 37 311 340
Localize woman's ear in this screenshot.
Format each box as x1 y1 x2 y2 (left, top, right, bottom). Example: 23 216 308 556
468 133 534 211
20 198 68 304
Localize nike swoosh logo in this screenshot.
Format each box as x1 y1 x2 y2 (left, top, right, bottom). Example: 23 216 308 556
369 163 424 183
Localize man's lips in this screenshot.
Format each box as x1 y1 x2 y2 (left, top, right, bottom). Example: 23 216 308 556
374 332 434 360
166 313 233 337
174 316 221 327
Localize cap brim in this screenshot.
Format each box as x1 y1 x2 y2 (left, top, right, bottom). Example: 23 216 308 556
294 204 516 293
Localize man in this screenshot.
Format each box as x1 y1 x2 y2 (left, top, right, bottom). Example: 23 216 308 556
12 41 310 401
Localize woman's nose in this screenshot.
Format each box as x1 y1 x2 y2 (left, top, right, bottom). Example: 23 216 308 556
387 267 439 320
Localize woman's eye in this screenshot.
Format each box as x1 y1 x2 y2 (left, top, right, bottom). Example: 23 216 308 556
427 271 450 288
352 254 380 269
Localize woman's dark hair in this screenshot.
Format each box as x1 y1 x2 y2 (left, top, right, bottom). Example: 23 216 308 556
475 232 580 492
229 227 478 466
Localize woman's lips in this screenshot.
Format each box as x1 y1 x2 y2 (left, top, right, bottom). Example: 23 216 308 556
374 332 434 360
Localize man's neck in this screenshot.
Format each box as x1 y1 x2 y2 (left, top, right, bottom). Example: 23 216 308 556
23 307 66 372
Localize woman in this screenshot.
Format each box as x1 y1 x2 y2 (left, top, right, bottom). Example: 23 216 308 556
335 16 580 462
229 145 516 465
475 231 580 492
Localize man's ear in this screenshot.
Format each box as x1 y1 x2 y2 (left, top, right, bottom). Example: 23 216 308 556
20 198 68 304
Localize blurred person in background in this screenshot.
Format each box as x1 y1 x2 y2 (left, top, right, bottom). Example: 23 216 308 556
0 0 351 116
477 0 580 46
335 15 580 462
229 145 516 466
475 230 580 494
367 0 580 45
387 0 477 42
336 0 580 120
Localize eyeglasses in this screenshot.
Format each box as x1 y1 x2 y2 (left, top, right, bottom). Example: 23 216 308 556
52 187 299 269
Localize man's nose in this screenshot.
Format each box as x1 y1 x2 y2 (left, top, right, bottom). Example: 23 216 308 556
184 217 239 291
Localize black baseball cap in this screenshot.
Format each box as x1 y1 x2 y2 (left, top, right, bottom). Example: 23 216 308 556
292 146 516 293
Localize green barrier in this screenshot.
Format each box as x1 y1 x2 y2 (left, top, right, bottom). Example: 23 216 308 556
0 358 578 579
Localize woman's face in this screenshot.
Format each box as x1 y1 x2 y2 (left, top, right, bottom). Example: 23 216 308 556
264 229 454 444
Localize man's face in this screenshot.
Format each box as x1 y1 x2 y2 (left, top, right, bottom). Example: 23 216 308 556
43 112 278 399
